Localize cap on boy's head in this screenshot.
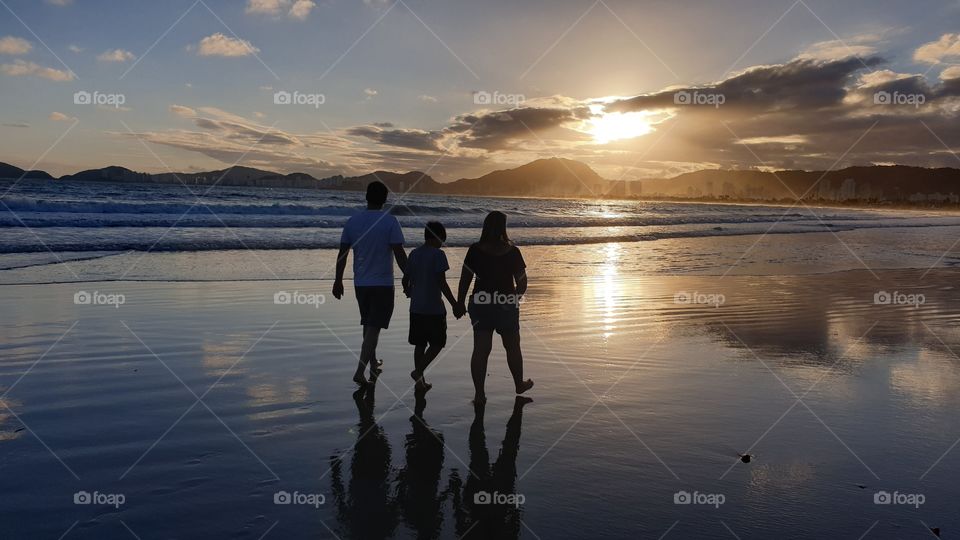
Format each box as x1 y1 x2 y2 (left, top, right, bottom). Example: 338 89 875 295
366 181 388 207
425 221 446 243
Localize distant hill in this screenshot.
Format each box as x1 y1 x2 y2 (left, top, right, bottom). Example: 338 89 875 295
445 158 607 197
321 171 444 194
639 166 960 203
0 162 54 180
11 158 960 205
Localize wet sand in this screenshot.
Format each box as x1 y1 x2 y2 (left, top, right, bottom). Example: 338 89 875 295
2 259 960 538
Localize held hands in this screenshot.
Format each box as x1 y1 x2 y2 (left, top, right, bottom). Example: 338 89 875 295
452 301 467 319
332 280 344 300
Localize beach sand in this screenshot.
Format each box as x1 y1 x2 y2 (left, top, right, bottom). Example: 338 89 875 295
3 247 960 538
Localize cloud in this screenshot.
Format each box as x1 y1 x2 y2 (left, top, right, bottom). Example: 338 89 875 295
419 94 438 103
288 0 316 20
0 36 32 55
67 44 83 53
447 105 592 150
364 88 378 99
798 34 881 61
2 122 29 128
942 66 960 80
346 124 444 151
45 0 72 5
49 111 77 122
246 0 315 20
97 49 136 63
193 33 260 57
914 33 960 64
169 105 197 118
0 60 75 81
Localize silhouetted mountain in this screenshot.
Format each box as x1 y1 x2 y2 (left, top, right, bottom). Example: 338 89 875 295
16 158 960 206
445 158 606 197
639 166 960 203
0 162 54 180
323 171 443 194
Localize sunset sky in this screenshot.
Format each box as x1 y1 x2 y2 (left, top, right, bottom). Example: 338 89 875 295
1 0 959 181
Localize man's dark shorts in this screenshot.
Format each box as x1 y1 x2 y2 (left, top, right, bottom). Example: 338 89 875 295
408 313 447 348
355 286 395 329
468 302 520 336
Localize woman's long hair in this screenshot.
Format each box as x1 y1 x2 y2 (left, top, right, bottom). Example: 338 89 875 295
479 211 510 245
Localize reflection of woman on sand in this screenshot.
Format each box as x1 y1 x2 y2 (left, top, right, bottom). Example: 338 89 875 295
456 211 535 404
329 386 397 540
450 397 531 539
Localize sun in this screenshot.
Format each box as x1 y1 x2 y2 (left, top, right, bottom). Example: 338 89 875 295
588 108 656 144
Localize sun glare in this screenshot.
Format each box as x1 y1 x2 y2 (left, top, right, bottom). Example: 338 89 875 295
589 110 655 144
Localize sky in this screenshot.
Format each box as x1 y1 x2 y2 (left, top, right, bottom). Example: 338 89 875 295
1 0 959 181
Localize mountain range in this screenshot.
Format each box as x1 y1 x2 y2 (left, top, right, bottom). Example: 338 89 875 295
3 158 960 204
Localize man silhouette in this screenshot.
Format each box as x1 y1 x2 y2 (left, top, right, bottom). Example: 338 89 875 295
333 181 407 385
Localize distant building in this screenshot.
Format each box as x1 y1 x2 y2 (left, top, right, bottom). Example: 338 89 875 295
839 178 856 200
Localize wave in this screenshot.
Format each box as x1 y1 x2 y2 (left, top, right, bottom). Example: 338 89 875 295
1 219 959 253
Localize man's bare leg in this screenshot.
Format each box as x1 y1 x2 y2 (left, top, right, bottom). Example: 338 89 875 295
355 325 381 385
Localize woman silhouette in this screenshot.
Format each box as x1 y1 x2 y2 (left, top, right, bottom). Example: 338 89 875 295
456 211 534 404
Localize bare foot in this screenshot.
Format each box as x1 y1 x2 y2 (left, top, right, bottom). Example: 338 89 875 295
516 379 534 394
410 370 432 392
371 359 384 376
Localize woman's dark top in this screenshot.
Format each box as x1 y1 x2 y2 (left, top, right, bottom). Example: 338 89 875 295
464 243 526 295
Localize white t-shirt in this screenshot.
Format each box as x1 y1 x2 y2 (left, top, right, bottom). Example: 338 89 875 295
340 209 405 287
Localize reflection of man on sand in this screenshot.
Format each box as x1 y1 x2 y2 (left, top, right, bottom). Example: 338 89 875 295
329 386 397 540
451 397 532 539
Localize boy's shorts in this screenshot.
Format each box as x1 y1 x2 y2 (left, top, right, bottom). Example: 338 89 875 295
355 286 395 329
408 313 447 348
